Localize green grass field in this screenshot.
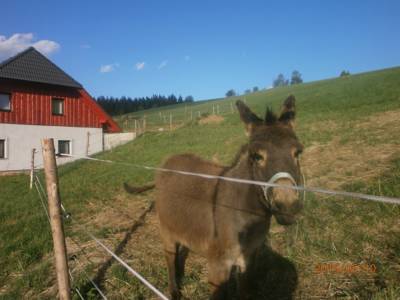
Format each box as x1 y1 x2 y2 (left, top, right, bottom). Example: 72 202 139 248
1 66 400 299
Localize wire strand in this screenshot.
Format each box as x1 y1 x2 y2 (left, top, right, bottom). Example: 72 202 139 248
60 153 400 205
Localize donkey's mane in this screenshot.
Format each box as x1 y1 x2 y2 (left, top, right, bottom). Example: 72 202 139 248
265 107 278 125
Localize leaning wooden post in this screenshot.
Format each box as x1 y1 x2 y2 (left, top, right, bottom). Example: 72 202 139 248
134 119 137 135
41 139 71 300
29 148 36 189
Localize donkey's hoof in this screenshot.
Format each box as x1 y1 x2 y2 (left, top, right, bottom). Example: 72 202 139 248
170 289 182 300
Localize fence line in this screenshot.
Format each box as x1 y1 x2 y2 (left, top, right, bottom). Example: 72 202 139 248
71 255 108 300
68 270 85 300
34 172 169 300
33 175 109 300
60 154 400 205
76 224 169 300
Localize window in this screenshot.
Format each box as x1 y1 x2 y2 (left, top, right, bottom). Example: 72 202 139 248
58 140 71 156
0 93 11 111
52 98 64 115
0 139 6 159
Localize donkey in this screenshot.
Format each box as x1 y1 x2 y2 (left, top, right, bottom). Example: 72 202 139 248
125 95 304 299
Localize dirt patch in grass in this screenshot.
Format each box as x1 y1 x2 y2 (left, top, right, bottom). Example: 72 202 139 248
357 109 400 130
302 139 398 190
199 114 224 125
302 109 400 190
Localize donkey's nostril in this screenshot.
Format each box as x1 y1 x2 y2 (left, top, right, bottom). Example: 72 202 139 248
274 201 285 211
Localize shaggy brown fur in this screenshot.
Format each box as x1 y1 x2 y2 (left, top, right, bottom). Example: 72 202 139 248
128 96 304 299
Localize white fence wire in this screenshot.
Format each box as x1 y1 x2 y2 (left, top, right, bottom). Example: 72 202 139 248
60 153 400 205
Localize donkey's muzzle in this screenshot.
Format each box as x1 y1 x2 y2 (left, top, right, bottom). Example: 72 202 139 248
271 178 303 225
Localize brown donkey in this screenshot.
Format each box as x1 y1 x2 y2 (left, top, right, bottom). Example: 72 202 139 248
127 95 304 299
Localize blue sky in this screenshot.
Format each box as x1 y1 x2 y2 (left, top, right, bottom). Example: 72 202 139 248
1 0 399 100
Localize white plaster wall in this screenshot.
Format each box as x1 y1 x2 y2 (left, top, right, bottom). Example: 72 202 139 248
0 123 103 171
104 132 136 151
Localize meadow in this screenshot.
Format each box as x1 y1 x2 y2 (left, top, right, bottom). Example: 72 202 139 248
1 66 400 299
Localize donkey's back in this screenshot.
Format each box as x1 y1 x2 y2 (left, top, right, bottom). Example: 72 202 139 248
155 154 224 253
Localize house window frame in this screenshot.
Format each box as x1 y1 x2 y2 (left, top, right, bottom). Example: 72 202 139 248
0 92 12 112
57 139 72 157
52 97 64 116
0 137 8 159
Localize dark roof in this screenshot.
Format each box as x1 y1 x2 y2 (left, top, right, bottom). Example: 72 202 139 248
0 47 82 88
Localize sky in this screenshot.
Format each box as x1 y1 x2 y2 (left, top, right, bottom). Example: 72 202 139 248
1 0 400 100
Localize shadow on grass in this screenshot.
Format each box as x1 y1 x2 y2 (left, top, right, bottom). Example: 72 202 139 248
245 244 298 300
215 244 298 300
78 201 154 297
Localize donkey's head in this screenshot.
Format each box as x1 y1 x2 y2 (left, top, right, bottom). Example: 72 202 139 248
236 95 303 225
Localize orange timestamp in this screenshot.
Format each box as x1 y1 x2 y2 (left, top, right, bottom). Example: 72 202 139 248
314 262 377 274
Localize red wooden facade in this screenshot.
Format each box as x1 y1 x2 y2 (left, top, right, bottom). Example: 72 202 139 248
0 79 121 132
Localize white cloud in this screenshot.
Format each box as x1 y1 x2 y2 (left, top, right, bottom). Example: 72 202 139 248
135 61 145 70
184 55 190 61
80 44 91 49
100 63 119 73
0 33 60 60
158 60 168 69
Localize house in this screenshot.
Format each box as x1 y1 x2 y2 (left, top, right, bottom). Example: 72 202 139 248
0 47 122 172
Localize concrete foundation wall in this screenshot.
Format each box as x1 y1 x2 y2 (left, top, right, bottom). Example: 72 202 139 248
0 123 103 171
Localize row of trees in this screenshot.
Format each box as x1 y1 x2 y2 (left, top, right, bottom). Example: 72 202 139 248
273 70 303 87
96 94 194 115
225 70 304 97
225 69 352 98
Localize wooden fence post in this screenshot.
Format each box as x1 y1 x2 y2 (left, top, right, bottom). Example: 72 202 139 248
230 102 234 114
29 148 36 189
134 119 137 135
143 117 147 133
41 139 71 300
169 114 172 131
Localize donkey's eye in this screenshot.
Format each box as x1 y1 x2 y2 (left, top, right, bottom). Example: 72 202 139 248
294 149 303 158
251 153 264 161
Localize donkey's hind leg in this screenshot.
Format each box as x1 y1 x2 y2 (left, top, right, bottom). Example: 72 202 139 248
176 245 189 288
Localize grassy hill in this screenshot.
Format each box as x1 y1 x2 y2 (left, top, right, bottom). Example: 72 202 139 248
1 66 400 299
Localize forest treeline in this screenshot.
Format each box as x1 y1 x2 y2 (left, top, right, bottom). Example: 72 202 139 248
96 94 194 115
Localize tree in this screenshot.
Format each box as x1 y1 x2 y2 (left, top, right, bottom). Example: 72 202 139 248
340 70 350 77
290 70 303 85
273 74 288 88
252 86 259 92
226 89 236 97
244 89 251 94
184 95 194 102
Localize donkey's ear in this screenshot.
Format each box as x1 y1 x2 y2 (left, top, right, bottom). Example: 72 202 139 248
236 100 263 134
278 95 296 126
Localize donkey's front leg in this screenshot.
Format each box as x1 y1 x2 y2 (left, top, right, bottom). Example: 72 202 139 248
208 259 234 300
164 247 181 300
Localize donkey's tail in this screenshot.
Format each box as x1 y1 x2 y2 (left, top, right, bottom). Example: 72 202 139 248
123 182 155 194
